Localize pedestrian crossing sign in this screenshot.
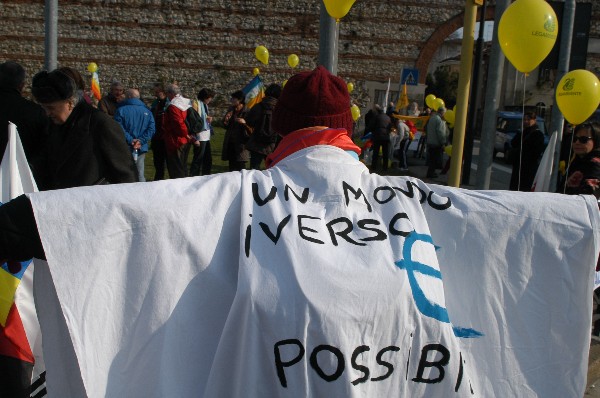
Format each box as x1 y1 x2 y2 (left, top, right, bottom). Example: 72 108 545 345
401 68 419 86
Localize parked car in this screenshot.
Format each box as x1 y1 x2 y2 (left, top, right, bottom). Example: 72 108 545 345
494 111 547 161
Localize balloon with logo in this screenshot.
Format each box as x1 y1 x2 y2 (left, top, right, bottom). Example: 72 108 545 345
287 54 299 69
323 0 356 22
351 104 361 121
555 69 600 125
444 109 455 125
432 97 445 111
425 94 436 110
347 82 354 93
255 45 269 65
252 67 260 76
87 62 98 73
498 0 558 73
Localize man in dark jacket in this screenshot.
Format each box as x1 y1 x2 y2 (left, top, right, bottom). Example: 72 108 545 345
114 89 156 182
0 61 49 176
243 83 281 169
509 112 545 191
366 105 392 173
98 80 124 117
31 69 137 190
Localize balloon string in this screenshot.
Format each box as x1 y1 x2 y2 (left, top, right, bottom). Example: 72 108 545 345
518 73 527 191
563 129 576 194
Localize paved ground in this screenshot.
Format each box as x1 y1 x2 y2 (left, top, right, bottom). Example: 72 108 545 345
379 152 600 396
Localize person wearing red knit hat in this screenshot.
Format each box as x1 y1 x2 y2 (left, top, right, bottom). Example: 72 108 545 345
265 65 361 168
0 64 595 397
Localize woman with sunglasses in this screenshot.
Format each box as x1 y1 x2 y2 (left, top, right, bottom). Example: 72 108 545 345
559 121 600 198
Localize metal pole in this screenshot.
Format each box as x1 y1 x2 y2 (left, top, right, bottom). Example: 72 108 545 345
462 0 487 185
475 0 509 189
549 0 575 191
44 0 58 71
448 0 478 187
318 0 339 75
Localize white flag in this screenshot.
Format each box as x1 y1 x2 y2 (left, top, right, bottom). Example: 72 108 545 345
0 122 45 395
532 130 557 192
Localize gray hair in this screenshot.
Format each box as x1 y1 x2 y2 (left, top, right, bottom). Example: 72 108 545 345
110 80 123 90
165 84 180 96
125 88 140 99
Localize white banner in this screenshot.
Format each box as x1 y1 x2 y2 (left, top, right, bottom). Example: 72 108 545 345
29 146 599 397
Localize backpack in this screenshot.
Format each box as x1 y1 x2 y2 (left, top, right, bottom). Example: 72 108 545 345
185 106 205 135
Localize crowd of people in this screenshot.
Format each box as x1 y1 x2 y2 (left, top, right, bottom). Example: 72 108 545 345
0 60 599 397
0 61 287 192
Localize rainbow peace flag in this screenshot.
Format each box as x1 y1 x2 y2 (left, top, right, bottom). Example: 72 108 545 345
91 71 101 100
0 122 45 396
242 75 265 109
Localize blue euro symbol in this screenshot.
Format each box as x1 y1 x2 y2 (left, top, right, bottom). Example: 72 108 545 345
395 232 483 339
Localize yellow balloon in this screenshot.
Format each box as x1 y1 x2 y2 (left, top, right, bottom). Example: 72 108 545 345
287 54 299 68
453 105 457 113
252 67 260 76
351 104 360 121
555 69 600 125
323 0 356 21
282 80 287 88
444 145 453 157
444 109 455 125
498 0 558 73
255 45 269 65
432 97 445 111
347 82 354 93
87 62 98 73
425 94 436 109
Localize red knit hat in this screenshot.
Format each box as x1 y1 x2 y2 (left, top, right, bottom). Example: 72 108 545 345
271 65 354 136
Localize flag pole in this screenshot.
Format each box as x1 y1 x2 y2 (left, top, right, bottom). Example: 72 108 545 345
448 0 478 187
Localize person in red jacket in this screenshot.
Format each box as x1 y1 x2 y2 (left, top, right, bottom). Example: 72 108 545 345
163 84 192 178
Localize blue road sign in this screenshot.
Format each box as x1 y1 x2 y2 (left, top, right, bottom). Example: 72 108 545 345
401 69 419 86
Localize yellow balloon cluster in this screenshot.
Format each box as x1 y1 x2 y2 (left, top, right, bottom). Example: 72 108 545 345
444 109 455 125
323 0 356 21
287 54 299 68
498 0 558 73
425 94 436 109
425 94 446 111
555 69 600 125
255 46 269 65
87 62 98 73
351 104 361 122
432 98 445 111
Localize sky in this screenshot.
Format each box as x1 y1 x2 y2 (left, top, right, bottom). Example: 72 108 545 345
448 21 495 42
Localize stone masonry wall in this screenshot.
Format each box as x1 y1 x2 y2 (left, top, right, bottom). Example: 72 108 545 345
1 0 599 112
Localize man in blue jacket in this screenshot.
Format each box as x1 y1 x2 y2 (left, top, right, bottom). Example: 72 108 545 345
114 89 156 182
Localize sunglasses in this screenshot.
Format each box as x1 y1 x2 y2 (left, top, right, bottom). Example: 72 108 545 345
573 136 593 144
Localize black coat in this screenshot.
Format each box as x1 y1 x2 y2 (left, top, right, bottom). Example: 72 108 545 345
245 96 277 156
367 112 392 142
0 87 49 168
36 101 137 190
509 125 545 191
559 149 600 199
221 106 249 162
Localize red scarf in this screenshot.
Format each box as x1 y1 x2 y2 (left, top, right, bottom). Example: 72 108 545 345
266 127 361 168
